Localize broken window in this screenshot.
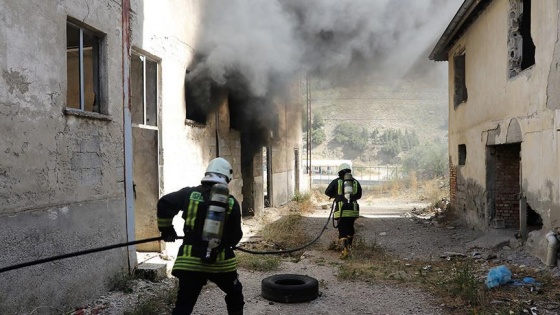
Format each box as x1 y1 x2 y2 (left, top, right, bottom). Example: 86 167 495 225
131 53 158 127
508 0 535 78
228 91 243 131
66 20 103 113
453 53 467 107
458 144 467 165
184 72 209 124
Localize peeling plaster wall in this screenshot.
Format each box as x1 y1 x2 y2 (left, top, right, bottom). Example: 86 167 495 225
129 0 204 193
446 0 560 263
130 0 303 216
0 0 128 312
270 85 304 207
129 0 245 198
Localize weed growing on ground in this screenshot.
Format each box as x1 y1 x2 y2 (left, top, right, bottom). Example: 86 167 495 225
260 214 310 252
239 213 311 262
109 272 136 293
331 234 560 315
237 252 280 272
123 281 177 315
335 237 399 281
423 261 486 307
417 259 560 315
291 191 315 213
292 191 311 203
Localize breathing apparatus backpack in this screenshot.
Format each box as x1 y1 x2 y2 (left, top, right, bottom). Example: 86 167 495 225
201 183 229 263
343 172 354 203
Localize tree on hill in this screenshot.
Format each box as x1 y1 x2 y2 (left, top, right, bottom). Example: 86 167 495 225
310 112 326 145
333 122 368 150
401 137 448 179
377 128 420 160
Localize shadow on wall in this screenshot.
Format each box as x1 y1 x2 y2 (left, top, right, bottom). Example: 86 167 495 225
455 169 487 230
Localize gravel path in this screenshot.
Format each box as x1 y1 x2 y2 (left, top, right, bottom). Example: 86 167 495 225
76 197 559 315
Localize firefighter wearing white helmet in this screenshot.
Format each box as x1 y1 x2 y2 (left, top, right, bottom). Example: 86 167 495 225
201 157 234 184
325 162 362 259
157 157 244 315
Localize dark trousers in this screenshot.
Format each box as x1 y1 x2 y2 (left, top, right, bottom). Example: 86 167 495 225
337 217 357 245
172 271 244 315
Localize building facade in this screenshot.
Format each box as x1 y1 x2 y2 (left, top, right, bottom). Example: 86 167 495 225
430 0 560 265
0 0 304 312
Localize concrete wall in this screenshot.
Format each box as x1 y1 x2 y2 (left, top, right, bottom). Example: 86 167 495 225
446 0 560 263
0 0 304 311
269 84 304 208
0 0 129 312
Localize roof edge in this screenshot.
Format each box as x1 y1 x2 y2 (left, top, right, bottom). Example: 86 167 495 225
429 0 490 61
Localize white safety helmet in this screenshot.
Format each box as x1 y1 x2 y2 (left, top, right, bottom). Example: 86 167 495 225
338 163 351 173
201 157 233 184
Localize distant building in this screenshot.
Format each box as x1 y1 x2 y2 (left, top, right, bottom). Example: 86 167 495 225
430 0 560 265
304 159 352 175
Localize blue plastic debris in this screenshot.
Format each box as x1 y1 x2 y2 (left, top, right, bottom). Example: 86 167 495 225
523 277 542 286
486 265 512 288
512 276 543 287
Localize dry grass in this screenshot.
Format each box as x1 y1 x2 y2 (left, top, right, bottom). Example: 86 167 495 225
236 252 281 272
332 237 560 315
260 214 310 251
122 280 178 315
360 177 448 204
290 191 316 214
250 184 560 314
240 201 314 262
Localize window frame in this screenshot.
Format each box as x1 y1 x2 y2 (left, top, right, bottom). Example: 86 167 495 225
131 51 159 129
453 52 468 107
65 18 107 116
508 0 535 78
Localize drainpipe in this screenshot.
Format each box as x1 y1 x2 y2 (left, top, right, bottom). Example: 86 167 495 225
546 232 559 267
122 0 136 272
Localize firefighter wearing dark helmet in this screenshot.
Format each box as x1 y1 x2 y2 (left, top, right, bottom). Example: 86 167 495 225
325 162 362 259
157 157 244 315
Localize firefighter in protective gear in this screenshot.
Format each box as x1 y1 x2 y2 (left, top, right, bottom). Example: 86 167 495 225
325 162 362 259
157 157 244 315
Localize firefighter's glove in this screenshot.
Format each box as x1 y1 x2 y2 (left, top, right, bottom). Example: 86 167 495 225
160 226 177 242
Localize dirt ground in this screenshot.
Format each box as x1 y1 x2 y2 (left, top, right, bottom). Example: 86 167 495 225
76 195 560 315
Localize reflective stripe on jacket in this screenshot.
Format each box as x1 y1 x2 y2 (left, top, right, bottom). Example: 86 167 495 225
172 191 237 273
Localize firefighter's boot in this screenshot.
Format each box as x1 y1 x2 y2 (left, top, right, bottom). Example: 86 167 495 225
347 236 353 249
339 238 349 259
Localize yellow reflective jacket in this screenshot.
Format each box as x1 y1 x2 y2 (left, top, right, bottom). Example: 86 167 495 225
157 184 242 274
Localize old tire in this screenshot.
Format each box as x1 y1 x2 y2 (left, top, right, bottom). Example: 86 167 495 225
261 274 319 303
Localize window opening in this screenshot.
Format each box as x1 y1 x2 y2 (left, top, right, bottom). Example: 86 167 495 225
526 203 543 231
508 0 535 77
184 72 209 124
131 53 158 127
458 144 467 166
66 21 102 112
453 53 467 107
228 91 243 131
520 0 535 70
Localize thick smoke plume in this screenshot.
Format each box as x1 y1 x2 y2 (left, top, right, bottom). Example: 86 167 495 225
188 0 462 97
185 0 462 156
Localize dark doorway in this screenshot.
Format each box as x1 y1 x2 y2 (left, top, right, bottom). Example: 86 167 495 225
264 146 273 208
487 143 521 228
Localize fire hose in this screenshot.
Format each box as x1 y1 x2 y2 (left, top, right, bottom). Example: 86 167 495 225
0 236 176 274
0 205 335 274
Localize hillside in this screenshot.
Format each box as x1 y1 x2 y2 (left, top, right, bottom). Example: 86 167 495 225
308 76 449 166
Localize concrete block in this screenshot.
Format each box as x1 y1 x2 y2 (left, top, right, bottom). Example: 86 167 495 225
135 263 168 282
493 218 506 229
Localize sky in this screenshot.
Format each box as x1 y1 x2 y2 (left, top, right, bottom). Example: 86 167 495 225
188 0 464 98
